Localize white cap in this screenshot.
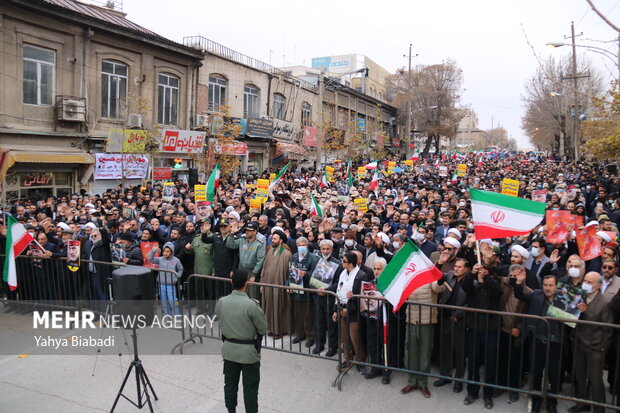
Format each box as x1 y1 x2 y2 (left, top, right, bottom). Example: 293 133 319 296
85 203 94 209
511 245 530 260
57 222 70 231
225 206 235 213
448 228 462 239
597 231 612 243
585 220 599 227
85 222 97 230
228 211 240 222
479 238 493 245
271 226 284 234
443 237 461 249
376 232 390 244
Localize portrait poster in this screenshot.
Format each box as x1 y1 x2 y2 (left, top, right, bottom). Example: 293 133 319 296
547 281 586 327
309 259 338 289
546 210 572 244
576 225 603 261
140 241 159 269
67 240 81 272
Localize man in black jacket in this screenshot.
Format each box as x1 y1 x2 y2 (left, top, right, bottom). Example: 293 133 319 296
117 232 143 266
461 263 503 410
514 273 562 413
202 218 238 299
84 227 112 312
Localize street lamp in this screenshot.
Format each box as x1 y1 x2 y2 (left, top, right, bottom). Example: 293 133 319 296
546 41 620 79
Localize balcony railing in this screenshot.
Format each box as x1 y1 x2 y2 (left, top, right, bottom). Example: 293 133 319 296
183 36 317 91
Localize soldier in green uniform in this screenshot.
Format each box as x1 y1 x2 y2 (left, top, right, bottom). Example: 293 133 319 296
185 219 214 313
215 268 267 413
225 221 265 299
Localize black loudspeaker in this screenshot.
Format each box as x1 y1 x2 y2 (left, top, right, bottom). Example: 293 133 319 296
112 266 155 327
607 164 617 175
188 168 198 187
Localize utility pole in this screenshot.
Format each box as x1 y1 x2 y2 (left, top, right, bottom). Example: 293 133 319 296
571 21 579 161
405 44 413 158
315 71 324 170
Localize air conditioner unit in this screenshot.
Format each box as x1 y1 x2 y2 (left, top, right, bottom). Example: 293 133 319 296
56 97 86 122
192 114 208 129
126 113 142 129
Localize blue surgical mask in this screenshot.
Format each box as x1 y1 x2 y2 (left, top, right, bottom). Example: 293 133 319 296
298 246 308 256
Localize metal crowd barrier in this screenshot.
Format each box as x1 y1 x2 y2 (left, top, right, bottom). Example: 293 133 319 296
180 274 345 376
4 257 620 410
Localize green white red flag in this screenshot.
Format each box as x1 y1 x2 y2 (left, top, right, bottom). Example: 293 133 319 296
3 215 35 291
269 161 290 192
369 169 380 191
347 159 353 188
320 170 329 188
206 162 220 204
309 193 323 217
376 240 442 312
470 188 545 239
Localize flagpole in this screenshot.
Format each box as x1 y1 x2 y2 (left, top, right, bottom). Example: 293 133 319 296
475 240 482 265
382 304 388 373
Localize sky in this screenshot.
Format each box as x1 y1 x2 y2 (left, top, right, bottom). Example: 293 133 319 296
117 0 620 149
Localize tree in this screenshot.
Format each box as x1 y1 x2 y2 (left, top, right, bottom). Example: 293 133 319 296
581 81 620 160
388 60 465 156
203 106 242 177
521 56 603 156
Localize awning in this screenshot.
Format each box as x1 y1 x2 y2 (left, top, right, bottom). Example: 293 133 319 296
275 142 307 160
0 144 94 181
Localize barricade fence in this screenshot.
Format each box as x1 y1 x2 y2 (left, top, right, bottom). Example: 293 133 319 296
2 257 620 410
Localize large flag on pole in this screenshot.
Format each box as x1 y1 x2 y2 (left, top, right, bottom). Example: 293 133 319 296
470 188 545 239
376 240 443 312
309 193 323 217
269 161 290 192
3 215 35 291
347 159 354 188
369 169 380 191
206 162 220 203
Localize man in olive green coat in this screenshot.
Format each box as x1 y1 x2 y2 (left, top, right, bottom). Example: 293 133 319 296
225 221 265 299
186 219 214 308
215 268 267 413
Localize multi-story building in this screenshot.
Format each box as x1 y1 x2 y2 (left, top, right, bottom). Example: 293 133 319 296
183 36 319 174
311 54 391 103
454 108 487 150
0 0 204 200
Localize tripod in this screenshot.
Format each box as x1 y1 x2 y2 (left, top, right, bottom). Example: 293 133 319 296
110 328 158 412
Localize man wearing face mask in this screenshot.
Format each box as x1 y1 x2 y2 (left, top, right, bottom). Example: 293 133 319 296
288 237 318 348
524 238 550 282
338 230 366 261
569 272 613 413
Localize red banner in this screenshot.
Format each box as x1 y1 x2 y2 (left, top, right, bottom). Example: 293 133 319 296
153 167 172 180
140 242 160 268
303 126 318 147
546 211 572 244
576 225 603 261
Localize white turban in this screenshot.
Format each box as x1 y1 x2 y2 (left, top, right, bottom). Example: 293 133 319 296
57 222 70 231
511 245 530 260
585 220 599 228
443 237 461 249
597 231 612 243
376 232 390 245
448 228 462 239
228 211 240 222
85 222 97 230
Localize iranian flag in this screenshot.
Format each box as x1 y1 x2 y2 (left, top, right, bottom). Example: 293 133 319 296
206 162 220 203
347 159 354 188
320 170 329 188
3 215 35 291
376 240 443 312
369 169 380 191
470 188 545 239
269 161 290 192
309 193 323 217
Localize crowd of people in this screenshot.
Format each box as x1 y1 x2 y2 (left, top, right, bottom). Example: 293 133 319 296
1 152 620 412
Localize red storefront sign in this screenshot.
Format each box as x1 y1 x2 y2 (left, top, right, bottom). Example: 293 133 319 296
153 167 172 180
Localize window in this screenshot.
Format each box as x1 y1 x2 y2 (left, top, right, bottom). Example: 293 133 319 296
272 93 286 120
158 74 179 125
301 102 312 127
208 75 227 112
244 85 260 118
23 45 55 105
101 61 127 118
